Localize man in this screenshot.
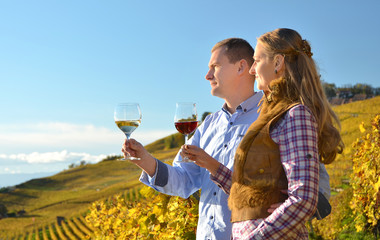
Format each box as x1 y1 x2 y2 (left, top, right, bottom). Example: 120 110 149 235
122 38 330 239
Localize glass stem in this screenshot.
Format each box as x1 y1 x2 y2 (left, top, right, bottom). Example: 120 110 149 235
184 134 188 145
125 135 131 158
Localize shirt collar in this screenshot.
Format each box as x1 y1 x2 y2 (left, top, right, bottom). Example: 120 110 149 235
222 91 263 114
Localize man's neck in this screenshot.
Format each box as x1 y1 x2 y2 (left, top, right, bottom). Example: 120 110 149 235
225 91 256 114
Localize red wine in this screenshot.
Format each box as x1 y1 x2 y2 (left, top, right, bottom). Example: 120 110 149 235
175 121 198 135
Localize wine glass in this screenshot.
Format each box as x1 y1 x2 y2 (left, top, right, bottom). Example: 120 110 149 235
114 103 142 160
174 102 198 162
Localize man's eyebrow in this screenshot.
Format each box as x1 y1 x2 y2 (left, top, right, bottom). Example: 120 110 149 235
209 61 218 67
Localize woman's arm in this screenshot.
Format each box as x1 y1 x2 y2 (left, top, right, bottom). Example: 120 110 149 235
250 105 319 238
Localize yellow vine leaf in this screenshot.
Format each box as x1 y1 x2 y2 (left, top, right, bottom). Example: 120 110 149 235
374 176 380 195
359 122 366 133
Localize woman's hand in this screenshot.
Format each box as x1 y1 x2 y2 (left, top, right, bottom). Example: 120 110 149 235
267 189 288 213
181 145 220 176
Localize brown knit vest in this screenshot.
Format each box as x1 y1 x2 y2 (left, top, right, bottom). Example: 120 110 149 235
228 94 299 222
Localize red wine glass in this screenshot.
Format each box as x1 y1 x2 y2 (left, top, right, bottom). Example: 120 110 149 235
174 102 198 162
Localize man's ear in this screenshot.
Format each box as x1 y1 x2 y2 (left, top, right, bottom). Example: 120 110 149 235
237 59 248 75
274 54 285 73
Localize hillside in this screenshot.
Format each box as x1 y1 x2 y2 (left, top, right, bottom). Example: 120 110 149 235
0 96 379 236
0 141 181 233
327 96 380 188
0 161 138 232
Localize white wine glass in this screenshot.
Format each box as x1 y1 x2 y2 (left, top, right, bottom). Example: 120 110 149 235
114 103 142 160
174 102 198 162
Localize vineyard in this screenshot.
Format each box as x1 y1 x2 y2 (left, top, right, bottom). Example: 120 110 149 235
1 186 199 240
0 211 93 240
0 187 143 239
0 97 380 239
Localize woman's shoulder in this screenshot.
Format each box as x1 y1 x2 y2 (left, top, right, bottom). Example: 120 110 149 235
287 104 315 120
276 104 318 131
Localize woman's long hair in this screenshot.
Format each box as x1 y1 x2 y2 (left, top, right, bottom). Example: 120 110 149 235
258 28 344 164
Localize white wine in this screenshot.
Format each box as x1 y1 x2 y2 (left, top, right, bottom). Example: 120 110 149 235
114 103 142 160
115 120 141 138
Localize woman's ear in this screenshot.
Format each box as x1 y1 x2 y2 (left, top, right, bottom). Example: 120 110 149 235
274 54 285 73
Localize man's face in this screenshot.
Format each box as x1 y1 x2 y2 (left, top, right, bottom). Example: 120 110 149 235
205 48 239 99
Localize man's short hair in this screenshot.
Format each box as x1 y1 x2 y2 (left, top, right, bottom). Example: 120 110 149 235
212 38 254 67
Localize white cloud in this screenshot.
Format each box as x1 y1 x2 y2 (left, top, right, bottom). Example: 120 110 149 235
0 150 108 164
0 122 117 148
0 122 175 154
0 121 175 176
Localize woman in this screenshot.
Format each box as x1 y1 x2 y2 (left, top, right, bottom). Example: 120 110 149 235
183 28 344 239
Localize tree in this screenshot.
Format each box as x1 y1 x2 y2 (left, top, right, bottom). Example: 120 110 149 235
0 203 7 218
322 82 337 99
352 83 373 95
202 112 212 121
374 87 380 96
164 133 185 150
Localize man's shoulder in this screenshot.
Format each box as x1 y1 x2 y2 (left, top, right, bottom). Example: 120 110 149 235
197 110 225 132
203 109 225 122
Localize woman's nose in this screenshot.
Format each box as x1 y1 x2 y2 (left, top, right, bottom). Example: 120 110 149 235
249 65 255 75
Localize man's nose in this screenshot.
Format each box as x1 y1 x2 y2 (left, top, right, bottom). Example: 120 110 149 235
205 70 213 80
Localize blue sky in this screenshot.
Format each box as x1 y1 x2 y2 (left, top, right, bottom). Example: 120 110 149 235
1 0 379 187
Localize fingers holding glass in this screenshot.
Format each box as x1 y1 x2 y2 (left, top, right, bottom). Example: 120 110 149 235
174 102 198 162
115 103 142 160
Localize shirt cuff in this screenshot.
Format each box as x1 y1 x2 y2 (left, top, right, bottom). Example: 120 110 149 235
210 163 232 194
140 158 169 187
210 163 225 182
154 159 169 187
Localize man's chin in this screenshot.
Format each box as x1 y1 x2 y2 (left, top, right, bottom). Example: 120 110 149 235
210 89 222 98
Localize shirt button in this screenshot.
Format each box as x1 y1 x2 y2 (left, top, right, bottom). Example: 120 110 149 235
224 144 227 148
210 216 214 220
244 109 247 112
214 192 217 195
230 122 233 125
259 168 265 173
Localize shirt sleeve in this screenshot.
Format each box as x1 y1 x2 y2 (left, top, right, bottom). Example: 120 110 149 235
140 158 168 187
210 164 232 195
139 125 205 199
250 105 320 239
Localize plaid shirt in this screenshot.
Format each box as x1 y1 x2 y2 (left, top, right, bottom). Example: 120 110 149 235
211 105 319 239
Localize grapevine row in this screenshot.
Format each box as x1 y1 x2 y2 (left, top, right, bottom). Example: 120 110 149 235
5 186 141 239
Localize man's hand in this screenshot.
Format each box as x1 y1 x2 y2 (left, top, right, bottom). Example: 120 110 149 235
181 145 221 176
122 138 157 177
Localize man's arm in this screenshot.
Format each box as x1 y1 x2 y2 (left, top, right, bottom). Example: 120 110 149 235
123 135 204 199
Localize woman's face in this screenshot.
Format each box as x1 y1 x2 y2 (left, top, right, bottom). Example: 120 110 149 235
249 42 277 92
